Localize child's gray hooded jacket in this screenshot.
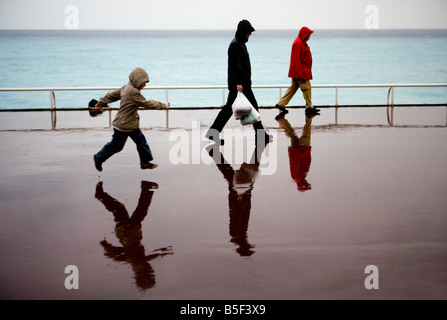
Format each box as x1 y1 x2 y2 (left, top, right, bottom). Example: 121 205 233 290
100 67 167 132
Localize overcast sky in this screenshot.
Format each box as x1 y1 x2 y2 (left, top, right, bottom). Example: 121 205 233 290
1 0 447 30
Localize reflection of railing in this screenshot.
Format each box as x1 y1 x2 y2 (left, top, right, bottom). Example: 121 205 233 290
0 83 446 129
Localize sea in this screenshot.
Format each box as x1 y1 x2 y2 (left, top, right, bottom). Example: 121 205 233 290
0 29 446 110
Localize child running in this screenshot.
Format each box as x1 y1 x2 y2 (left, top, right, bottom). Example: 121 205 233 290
93 67 169 172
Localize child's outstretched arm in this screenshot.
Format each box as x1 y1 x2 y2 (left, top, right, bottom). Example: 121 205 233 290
143 100 170 110
132 91 170 110
96 87 122 110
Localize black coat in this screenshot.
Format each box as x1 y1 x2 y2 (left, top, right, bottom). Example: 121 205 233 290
227 20 255 90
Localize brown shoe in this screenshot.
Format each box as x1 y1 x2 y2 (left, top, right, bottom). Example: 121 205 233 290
141 162 158 170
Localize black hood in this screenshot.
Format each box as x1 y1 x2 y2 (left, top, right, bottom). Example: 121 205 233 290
235 20 255 43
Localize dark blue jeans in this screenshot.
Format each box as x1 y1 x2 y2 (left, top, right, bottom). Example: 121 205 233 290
96 128 153 164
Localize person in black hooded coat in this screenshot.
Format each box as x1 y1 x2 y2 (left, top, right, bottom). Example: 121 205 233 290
206 20 272 145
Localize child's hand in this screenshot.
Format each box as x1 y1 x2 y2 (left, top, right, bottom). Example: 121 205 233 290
166 102 170 108
95 103 103 112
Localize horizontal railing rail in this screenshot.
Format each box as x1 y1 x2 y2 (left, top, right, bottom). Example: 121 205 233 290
0 83 446 128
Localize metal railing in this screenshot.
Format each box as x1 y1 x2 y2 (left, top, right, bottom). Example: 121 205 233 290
1 83 446 129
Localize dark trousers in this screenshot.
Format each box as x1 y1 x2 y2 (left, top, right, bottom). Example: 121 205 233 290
208 87 265 134
96 128 153 164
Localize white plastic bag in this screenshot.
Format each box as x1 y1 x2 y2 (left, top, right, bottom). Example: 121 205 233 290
232 92 253 119
240 106 261 126
233 163 259 196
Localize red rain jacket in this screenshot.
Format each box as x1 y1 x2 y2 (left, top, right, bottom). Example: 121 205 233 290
288 27 314 80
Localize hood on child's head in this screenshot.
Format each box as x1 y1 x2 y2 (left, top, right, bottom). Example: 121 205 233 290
298 26 314 41
129 67 150 89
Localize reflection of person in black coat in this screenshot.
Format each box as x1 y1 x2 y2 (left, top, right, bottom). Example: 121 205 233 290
95 181 173 291
207 141 266 257
205 19 271 145
275 111 318 192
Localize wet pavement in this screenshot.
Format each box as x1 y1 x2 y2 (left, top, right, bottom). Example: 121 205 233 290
1 109 447 300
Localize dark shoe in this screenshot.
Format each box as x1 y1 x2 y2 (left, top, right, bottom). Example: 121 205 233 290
93 154 103 172
275 110 288 121
141 162 158 170
275 104 289 114
305 107 321 115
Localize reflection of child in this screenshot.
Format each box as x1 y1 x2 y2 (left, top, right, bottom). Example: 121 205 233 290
95 181 173 291
93 67 170 172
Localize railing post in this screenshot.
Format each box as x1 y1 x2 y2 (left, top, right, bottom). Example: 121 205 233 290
107 90 112 128
165 88 169 128
108 105 112 128
391 87 395 125
335 86 339 125
50 90 56 129
386 86 394 126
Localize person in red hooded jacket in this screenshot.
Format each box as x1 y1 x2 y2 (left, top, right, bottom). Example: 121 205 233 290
275 27 320 116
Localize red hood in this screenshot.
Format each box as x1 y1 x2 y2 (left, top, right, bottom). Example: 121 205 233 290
298 26 314 41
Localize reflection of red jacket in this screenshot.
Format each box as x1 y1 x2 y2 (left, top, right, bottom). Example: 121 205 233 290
288 146 312 192
288 27 314 80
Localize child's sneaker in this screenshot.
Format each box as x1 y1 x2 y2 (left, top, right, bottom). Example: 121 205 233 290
93 154 103 172
141 162 158 170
